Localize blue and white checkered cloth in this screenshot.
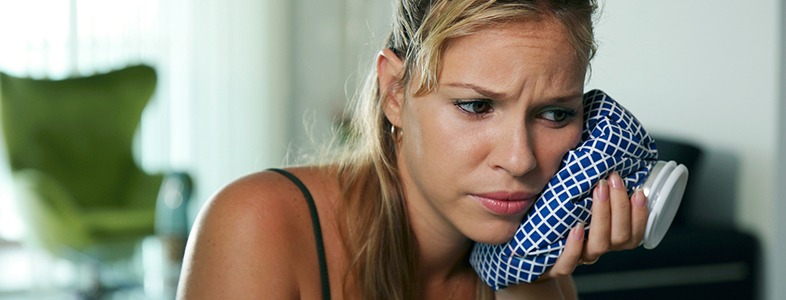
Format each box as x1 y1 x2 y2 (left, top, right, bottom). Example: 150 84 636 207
469 90 658 290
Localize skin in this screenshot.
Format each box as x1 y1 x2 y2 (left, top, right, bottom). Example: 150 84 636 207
176 17 649 299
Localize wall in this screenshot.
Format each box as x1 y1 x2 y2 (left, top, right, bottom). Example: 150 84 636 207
288 0 392 158
776 0 786 298
585 1 780 299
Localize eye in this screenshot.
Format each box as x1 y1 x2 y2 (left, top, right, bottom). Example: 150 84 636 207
454 99 493 115
540 107 578 124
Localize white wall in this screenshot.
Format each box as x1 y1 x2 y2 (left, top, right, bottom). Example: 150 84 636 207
586 1 781 299
776 0 786 298
288 0 392 157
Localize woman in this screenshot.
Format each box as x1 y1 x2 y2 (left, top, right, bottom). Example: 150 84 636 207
177 0 649 299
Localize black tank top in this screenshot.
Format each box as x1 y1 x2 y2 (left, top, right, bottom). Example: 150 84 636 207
269 168 331 300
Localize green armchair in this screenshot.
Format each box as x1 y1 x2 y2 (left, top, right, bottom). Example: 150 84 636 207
0 65 191 288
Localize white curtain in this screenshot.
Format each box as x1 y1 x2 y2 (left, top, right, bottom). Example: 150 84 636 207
0 0 291 239
0 0 162 240
0 0 160 78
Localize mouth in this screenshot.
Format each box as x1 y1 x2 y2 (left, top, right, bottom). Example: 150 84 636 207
471 192 537 216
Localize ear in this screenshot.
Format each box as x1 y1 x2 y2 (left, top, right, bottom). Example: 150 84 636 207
377 48 406 128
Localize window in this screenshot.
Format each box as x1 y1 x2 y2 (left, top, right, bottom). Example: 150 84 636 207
0 0 160 241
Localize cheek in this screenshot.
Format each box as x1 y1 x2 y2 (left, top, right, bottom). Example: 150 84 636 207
400 101 486 182
538 125 583 174
402 107 461 165
570 126 583 147
400 101 445 174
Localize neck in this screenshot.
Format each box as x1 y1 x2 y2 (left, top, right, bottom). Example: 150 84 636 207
413 224 476 298
415 225 473 280
406 198 476 297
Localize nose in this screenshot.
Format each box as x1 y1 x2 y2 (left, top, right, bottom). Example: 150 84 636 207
489 125 537 177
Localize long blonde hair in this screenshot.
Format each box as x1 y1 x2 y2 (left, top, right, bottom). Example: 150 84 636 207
333 0 598 298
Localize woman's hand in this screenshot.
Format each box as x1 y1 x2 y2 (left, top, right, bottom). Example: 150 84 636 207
547 171 649 277
497 171 649 299
544 172 649 278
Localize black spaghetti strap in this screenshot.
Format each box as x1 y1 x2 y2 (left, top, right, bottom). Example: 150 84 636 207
268 168 331 300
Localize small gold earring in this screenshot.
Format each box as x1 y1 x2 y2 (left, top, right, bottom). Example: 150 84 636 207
390 125 402 140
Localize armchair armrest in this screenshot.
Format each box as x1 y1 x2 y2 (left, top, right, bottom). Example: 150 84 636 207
11 169 91 252
81 208 155 238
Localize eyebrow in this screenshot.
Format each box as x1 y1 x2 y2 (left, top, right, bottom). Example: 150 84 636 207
443 82 509 100
444 82 583 103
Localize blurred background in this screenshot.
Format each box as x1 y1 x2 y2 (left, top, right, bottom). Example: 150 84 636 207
0 0 784 299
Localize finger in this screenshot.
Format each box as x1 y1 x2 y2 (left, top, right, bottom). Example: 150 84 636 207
585 179 610 259
608 172 632 247
547 223 585 278
628 188 649 248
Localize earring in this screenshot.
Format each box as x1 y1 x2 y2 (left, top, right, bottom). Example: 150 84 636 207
390 125 402 140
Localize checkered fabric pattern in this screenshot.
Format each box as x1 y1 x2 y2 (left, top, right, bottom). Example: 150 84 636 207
469 90 658 290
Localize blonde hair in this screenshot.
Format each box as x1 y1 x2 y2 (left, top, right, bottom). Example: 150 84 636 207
332 0 598 298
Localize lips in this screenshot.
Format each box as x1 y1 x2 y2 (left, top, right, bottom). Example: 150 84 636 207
472 192 536 216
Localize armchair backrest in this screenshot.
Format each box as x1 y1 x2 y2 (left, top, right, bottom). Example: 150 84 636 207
1 65 158 209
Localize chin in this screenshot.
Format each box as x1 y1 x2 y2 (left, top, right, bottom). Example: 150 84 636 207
467 219 521 245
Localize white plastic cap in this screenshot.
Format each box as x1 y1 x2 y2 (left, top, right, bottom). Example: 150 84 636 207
641 160 689 249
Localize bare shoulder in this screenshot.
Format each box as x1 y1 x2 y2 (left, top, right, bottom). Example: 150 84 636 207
177 166 340 299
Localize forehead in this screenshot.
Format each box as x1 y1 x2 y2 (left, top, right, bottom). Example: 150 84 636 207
434 18 585 95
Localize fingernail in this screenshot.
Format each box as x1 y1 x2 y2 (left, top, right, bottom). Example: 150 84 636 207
633 188 647 208
596 180 609 202
609 172 624 190
572 223 585 240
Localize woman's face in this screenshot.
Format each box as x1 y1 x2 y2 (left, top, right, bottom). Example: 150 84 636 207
387 18 586 244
